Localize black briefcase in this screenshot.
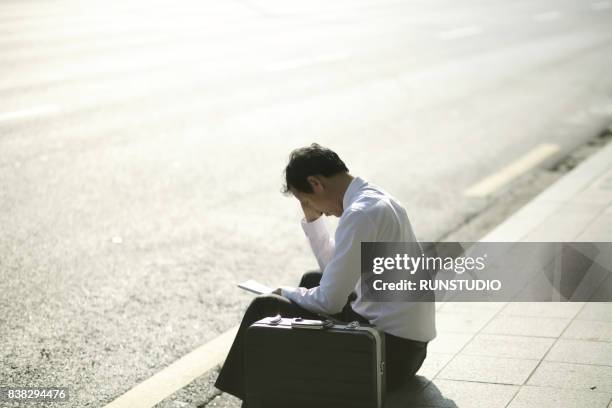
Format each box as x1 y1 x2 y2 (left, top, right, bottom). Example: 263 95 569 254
245 315 386 408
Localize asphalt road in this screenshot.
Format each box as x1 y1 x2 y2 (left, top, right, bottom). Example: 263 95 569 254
1 0 612 407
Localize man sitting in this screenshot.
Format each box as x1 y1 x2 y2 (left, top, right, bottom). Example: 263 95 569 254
214 143 436 405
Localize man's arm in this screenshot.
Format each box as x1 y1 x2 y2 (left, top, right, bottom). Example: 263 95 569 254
301 216 335 271
281 210 376 314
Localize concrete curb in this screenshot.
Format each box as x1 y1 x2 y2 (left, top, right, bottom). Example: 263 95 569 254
482 141 612 242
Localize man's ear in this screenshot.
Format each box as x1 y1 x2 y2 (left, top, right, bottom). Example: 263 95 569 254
306 175 325 192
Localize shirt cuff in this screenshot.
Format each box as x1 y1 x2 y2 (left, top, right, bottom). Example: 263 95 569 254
300 215 328 239
280 286 299 300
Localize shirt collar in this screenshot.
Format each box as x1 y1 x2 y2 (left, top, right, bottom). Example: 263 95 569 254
342 176 367 212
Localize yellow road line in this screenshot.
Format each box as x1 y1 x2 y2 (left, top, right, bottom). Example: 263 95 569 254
465 143 560 197
104 326 238 408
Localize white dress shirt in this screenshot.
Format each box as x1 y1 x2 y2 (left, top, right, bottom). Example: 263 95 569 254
282 177 437 342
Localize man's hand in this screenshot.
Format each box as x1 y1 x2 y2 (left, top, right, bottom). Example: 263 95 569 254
301 200 323 222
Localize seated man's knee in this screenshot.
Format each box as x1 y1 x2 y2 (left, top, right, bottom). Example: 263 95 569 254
245 294 287 317
299 271 323 288
248 294 284 308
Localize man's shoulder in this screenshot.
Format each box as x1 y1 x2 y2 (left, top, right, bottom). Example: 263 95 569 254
351 185 402 212
342 193 399 224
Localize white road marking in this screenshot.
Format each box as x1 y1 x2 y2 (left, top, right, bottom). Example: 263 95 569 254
591 1 611 10
104 326 238 408
464 144 560 197
532 11 562 22
265 53 348 72
266 57 312 71
437 26 482 40
314 53 349 63
566 110 589 125
588 103 612 116
0 105 60 122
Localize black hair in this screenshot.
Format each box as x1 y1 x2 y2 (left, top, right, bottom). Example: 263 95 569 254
282 143 349 194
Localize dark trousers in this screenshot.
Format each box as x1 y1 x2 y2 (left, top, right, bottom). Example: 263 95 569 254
214 271 428 401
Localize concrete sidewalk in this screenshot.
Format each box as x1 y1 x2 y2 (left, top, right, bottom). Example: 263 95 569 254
206 142 612 408
390 141 612 407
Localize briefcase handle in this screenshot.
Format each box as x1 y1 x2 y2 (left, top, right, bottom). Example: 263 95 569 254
290 317 334 330
265 314 361 330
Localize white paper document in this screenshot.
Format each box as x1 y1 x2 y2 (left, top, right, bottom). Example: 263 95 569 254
237 279 274 295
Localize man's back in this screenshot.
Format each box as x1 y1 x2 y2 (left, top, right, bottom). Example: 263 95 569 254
345 178 436 342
